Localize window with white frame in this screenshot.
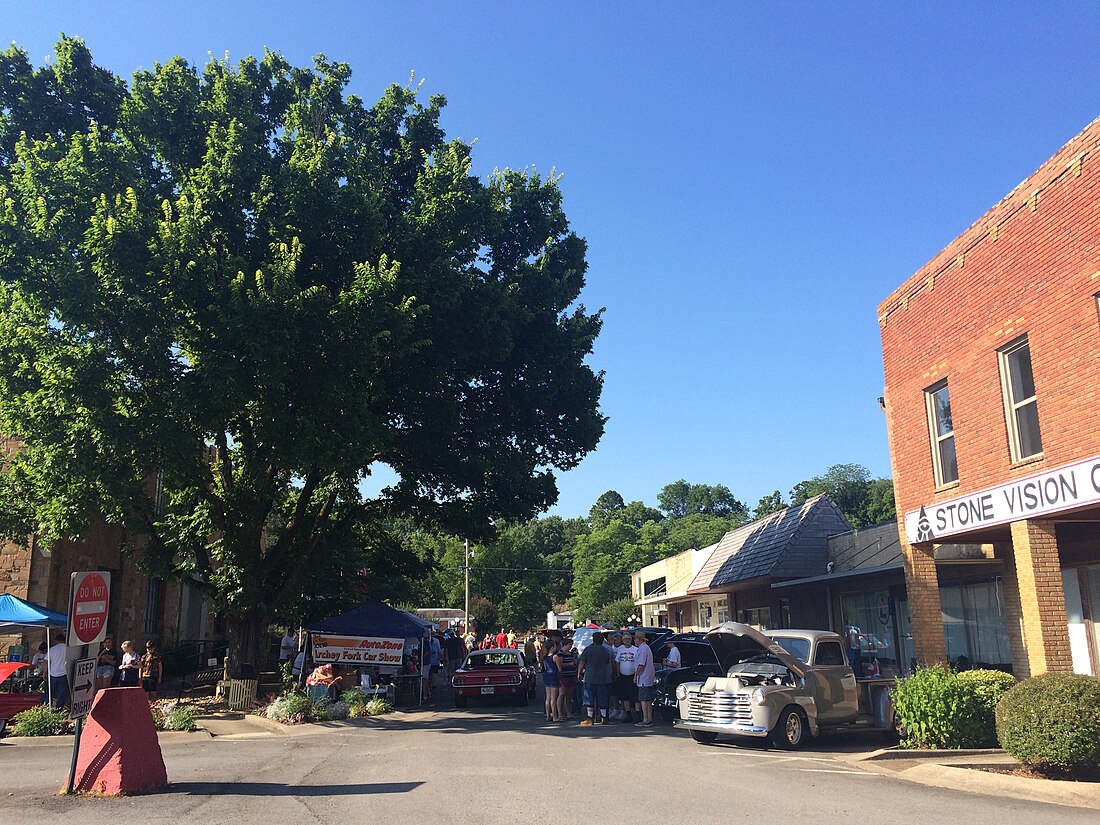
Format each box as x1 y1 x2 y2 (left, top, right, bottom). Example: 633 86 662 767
998 336 1042 461
925 380 958 486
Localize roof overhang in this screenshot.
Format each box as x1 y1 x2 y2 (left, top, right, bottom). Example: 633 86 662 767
770 563 905 589
688 575 773 596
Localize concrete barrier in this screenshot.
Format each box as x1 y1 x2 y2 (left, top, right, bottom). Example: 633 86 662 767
73 687 167 795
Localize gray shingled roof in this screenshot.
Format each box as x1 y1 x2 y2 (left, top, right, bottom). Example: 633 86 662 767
687 495 851 592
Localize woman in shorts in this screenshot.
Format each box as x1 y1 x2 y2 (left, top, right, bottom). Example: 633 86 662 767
96 635 118 690
542 640 562 722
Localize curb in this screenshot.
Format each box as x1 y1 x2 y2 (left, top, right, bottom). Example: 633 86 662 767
898 762 1100 809
843 746 1007 762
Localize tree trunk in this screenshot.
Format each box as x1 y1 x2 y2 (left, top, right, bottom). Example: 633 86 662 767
226 611 266 679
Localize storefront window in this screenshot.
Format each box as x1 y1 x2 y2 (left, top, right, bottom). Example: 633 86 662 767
939 578 1011 671
741 607 772 630
839 591 898 677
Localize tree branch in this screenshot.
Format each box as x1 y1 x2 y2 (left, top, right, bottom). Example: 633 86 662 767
269 487 338 608
267 464 321 564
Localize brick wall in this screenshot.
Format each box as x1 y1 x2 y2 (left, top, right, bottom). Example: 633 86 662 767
879 116 1100 523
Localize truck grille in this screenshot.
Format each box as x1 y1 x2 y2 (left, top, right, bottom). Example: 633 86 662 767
686 691 753 725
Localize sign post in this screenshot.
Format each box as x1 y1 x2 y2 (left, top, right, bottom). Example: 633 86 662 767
66 572 110 794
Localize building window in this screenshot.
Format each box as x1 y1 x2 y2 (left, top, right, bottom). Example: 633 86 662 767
998 336 1042 461
939 577 1011 671
643 576 666 598
741 607 772 630
925 380 958 486
144 577 165 637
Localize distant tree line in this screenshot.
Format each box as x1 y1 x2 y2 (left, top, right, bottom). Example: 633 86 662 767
335 465 895 632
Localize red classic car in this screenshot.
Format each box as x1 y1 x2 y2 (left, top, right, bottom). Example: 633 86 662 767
452 648 537 707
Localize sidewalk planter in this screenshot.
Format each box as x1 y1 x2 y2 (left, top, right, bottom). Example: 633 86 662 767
227 679 258 711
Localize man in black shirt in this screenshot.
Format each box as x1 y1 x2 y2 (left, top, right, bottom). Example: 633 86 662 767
576 632 613 726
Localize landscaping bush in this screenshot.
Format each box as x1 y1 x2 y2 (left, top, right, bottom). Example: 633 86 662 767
364 698 393 716
956 668 1016 742
11 705 70 737
312 699 349 721
892 664 993 748
265 691 314 724
151 701 199 732
996 672 1100 775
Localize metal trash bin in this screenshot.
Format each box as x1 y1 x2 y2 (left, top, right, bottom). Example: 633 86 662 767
227 678 258 711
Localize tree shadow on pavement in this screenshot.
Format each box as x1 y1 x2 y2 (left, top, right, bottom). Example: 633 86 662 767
157 781 423 796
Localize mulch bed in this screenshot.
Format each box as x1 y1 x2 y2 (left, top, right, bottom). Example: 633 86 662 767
969 764 1100 783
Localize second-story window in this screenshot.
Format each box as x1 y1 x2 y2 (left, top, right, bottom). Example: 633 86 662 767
999 335 1042 462
925 380 958 486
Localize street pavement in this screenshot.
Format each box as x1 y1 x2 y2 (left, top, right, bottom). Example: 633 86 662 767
2 696 1097 823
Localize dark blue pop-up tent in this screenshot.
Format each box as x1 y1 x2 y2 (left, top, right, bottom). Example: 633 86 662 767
307 600 430 704
307 600 427 638
0 593 69 706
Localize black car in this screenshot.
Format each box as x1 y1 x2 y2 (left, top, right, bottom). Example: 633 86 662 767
650 633 722 722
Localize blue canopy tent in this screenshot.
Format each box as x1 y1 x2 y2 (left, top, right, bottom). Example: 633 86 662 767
307 601 430 704
0 593 69 706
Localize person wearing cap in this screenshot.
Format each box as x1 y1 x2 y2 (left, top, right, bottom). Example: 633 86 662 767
633 629 656 727
613 631 639 722
576 631 613 726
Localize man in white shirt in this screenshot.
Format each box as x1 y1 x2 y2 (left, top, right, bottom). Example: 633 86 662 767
46 633 69 709
279 630 297 662
613 632 638 721
633 630 656 727
663 640 682 669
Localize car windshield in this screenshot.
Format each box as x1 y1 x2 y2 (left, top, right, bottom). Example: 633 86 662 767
464 652 519 669
769 636 811 662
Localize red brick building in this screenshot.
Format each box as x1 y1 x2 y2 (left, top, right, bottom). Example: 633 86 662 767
879 116 1100 678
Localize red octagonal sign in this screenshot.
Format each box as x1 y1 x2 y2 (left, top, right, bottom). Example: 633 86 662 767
69 571 110 646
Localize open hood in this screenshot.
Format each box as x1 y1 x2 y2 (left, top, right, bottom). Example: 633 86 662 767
704 622 806 679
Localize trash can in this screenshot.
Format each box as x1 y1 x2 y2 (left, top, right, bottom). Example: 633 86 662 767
227 679 257 711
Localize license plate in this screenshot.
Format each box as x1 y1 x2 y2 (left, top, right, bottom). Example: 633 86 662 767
480 686 495 694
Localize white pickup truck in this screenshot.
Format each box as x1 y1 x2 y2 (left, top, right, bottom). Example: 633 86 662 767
674 622 896 749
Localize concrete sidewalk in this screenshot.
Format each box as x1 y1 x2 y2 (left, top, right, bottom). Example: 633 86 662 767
842 747 1100 810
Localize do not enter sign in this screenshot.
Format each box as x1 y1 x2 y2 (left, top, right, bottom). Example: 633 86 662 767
69 571 111 646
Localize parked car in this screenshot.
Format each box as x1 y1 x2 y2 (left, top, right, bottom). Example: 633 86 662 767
674 622 896 749
452 648 537 708
650 633 722 722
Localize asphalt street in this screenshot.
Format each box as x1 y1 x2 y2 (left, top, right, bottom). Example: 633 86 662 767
1 699 1096 824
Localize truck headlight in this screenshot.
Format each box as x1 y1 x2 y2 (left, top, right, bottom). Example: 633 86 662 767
751 688 767 706
675 684 689 701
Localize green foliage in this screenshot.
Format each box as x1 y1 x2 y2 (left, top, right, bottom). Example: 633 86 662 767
151 701 199 731
365 698 394 716
597 596 639 627
468 597 497 635
789 464 895 528
0 39 605 669
657 480 748 522
11 705 69 737
995 672 1100 772
956 668 1017 746
892 664 996 749
264 692 314 724
754 491 786 519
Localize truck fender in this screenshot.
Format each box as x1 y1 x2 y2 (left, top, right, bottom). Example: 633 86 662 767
795 696 819 737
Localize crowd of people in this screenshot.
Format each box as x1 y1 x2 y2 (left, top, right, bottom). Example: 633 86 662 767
25 631 164 710
541 629 658 727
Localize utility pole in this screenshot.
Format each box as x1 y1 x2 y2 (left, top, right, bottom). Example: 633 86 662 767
464 539 471 636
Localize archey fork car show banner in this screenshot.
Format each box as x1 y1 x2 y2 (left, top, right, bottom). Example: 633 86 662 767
905 452 1100 543
311 634 405 665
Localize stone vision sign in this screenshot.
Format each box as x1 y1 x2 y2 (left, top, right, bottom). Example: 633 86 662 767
905 452 1100 543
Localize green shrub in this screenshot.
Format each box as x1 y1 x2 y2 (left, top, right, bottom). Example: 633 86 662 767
265 691 314 724
365 698 393 716
311 699 349 721
341 689 371 718
892 664 992 748
956 668 1016 742
151 701 199 732
996 672 1100 773
11 705 69 737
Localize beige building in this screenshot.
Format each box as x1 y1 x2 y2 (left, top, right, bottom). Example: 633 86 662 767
632 543 722 631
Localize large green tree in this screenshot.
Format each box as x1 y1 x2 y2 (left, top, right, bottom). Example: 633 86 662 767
789 464 895 528
0 40 604 667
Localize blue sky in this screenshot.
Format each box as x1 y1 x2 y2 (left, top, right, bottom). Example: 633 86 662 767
7 2 1100 518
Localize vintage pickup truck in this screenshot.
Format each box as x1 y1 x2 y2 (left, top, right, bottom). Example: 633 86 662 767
674 622 896 749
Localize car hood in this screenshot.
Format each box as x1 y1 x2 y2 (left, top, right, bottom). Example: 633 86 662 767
704 622 806 679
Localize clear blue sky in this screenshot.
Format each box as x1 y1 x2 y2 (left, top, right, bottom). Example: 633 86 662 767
7 2 1100 518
